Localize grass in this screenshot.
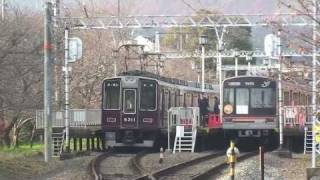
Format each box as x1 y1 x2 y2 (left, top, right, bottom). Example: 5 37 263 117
0 143 43 157
0 143 63 180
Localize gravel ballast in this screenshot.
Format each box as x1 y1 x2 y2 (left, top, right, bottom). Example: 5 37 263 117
214 153 309 180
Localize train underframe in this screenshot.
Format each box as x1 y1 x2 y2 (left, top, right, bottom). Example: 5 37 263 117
104 129 161 148
223 128 279 150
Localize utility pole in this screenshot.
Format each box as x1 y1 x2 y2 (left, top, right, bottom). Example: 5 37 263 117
44 2 54 162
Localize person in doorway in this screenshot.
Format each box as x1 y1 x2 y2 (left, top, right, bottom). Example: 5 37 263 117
213 96 220 114
198 93 209 126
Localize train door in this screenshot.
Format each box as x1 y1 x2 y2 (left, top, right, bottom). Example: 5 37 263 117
121 89 138 128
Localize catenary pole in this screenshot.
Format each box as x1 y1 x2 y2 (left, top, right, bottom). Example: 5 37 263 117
44 2 54 162
64 26 70 152
312 0 318 168
201 44 205 92
277 29 283 149
1 0 4 21
215 27 226 122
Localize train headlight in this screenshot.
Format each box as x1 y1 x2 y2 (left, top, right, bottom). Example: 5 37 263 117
224 104 233 114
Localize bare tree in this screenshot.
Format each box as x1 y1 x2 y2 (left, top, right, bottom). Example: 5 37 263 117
0 7 43 147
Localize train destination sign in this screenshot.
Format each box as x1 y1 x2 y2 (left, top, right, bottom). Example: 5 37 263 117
226 80 274 88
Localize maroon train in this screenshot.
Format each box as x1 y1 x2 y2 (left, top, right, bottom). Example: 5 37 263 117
101 71 218 147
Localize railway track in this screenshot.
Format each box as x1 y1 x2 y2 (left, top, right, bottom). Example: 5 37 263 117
135 151 258 180
89 149 149 180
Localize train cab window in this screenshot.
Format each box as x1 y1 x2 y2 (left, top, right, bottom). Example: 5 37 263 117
223 88 234 106
104 80 120 109
251 88 275 108
236 88 249 114
123 89 136 113
140 81 157 110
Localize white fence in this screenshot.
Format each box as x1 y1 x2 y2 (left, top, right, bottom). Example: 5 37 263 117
168 107 200 128
36 109 101 129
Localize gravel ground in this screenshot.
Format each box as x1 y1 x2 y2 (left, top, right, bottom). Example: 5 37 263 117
0 152 99 180
215 153 310 180
33 152 100 180
140 151 214 173
0 150 312 180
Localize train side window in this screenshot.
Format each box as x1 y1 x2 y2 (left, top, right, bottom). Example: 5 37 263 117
180 93 184 106
251 88 275 108
160 89 163 111
175 91 179 106
165 90 170 110
194 94 199 107
180 93 187 106
140 81 157 110
186 93 192 107
170 91 174 108
104 80 120 109
284 91 290 106
308 95 312 105
300 94 306 105
293 92 299 105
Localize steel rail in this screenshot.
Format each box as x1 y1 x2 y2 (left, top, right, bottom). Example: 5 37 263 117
89 149 113 180
134 151 224 180
91 149 149 180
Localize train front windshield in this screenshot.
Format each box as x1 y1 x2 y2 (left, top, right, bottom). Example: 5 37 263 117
223 78 276 116
103 79 120 109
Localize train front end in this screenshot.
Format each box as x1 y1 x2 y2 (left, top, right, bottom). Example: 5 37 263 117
101 76 159 147
222 76 277 138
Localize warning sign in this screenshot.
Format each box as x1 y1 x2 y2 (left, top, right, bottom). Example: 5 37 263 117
313 125 320 133
316 134 320 143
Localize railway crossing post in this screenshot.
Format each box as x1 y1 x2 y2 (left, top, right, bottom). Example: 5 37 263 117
226 140 239 180
260 146 265 180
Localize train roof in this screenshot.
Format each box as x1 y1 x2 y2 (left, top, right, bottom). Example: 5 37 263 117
104 70 219 94
223 75 275 82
